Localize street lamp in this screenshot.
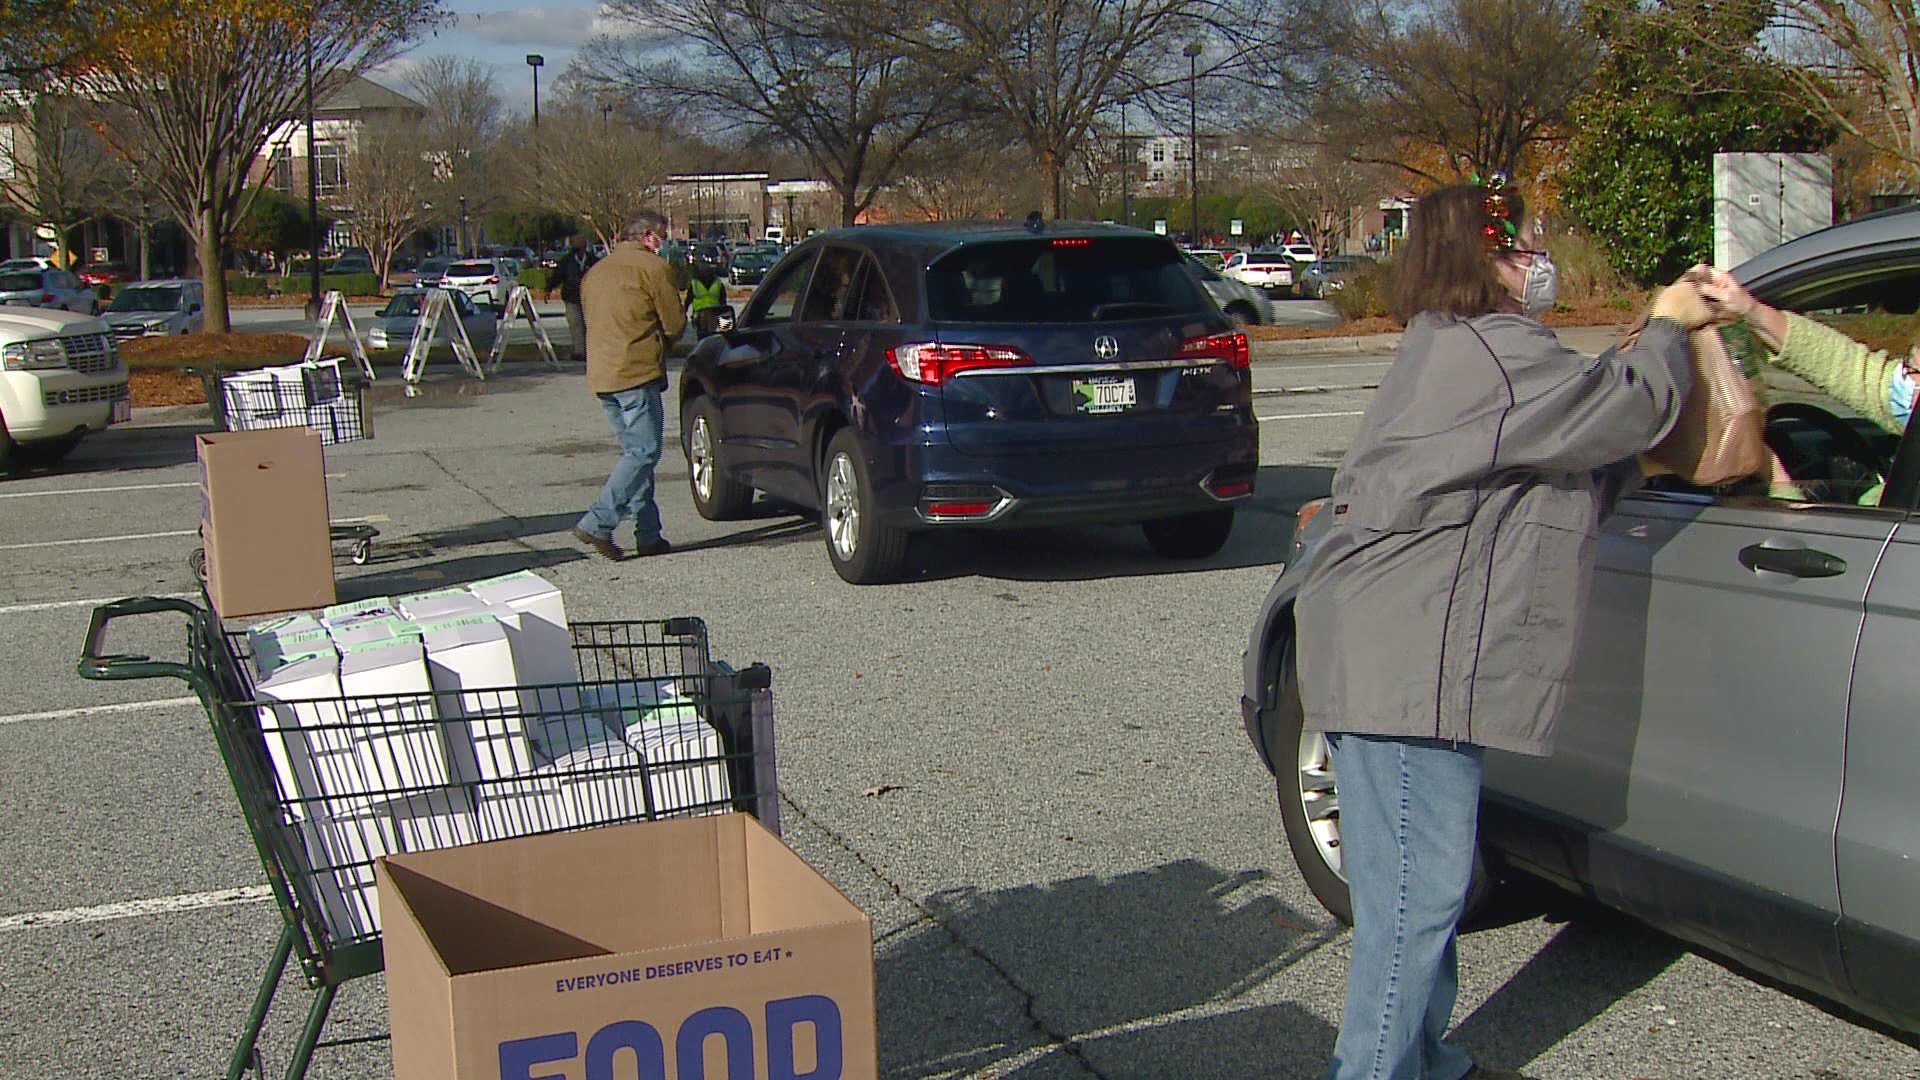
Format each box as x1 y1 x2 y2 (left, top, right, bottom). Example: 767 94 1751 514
459 194 468 258
1119 97 1131 227
528 54 544 261
305 20 321 320
1184 41 1202 247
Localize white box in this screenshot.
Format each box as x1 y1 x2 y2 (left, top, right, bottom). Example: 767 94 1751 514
254 651 360 814
466 571 572 686
246 613 322 665
250 626 335 682
473 773 565 842
297 787 478 939
420 615 533 782
338 637 450 795
322 597 396 628
595 680 731 815
527 710 648 828
397 588 491 622
328 614 422 651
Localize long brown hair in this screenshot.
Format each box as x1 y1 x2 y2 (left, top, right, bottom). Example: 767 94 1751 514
1386 183 1524 324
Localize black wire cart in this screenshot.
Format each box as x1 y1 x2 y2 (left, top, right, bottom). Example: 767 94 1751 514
78 597 778 1080
194 361 379 567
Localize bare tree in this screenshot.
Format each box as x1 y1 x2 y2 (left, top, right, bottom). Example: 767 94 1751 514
340 115 432 290
885 128 1043 221
516 104 675 245
95 0 444 332
1750 2 1920 187
410 56 504 256
913 0 1286 218
1245 130 1386 252
1301 0 1597 182
573 0 966 226
0 90 118 269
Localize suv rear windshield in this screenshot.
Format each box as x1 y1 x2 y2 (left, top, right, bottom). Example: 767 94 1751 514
1244 254 1290 267
927 237 1211 323
0 272 43 291
446 262 493 276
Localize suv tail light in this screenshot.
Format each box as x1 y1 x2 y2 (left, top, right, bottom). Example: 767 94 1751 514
887 343 1031 386
40 293 54 304
1179 331 1250 369
485 276 499 284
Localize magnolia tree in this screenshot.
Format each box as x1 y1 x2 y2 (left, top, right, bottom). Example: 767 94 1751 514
96 0 445 332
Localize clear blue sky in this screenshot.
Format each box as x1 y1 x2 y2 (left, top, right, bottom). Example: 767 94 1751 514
373 1 615 114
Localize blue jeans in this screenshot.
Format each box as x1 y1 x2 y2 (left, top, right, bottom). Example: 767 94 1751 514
578 382 665 545
1324 733 1485 1080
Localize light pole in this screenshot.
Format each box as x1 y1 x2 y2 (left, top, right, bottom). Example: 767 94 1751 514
305 21 321 320
527 53 544 260
1184 41 1202 247
459 194 468 258
1120 97 1131 227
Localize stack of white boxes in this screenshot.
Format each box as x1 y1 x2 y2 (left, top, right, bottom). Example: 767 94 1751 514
243 571 732 939
220 359 355 440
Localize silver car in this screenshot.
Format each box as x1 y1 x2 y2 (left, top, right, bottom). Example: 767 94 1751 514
1187 255 1274 325
0 268 97 314
365 288 497 352
102 279 204 338
1242 204 1920 1036
438 258 512 311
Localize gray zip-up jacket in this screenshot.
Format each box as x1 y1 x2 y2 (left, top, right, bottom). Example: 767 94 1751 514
1295 312 1692 756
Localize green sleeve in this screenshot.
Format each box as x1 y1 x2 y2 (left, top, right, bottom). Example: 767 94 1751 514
1765 313 1904 434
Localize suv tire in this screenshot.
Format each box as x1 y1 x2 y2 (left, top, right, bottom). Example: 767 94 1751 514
1141 507 1234 559
821 428 910 584
683 397 753 520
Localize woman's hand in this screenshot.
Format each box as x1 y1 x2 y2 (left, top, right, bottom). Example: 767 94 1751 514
1696 268 1788 348
1649 265 1716 330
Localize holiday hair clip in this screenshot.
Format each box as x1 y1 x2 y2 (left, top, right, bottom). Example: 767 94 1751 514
1476 171 1517 252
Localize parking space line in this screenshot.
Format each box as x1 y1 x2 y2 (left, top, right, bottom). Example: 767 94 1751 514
0 529 198 552
0 592 196 615
0 885 271 932
0 696 199 726
0 481 200 500
1257 410 1366 422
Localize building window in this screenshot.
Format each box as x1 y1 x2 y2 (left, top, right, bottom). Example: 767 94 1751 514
1152 146 1165 163
270 145 292 194
1150 170 1163 183
312 140 345 197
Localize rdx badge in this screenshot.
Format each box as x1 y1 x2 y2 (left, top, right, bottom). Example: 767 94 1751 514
499 995 843 1080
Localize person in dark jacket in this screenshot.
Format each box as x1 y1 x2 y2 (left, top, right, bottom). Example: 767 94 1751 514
546 233 599 362
1294 179 1717 1080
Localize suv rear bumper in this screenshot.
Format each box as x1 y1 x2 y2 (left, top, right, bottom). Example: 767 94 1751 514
867 430 1257 529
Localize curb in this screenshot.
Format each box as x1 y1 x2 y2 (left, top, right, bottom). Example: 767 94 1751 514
1253 333 1401 359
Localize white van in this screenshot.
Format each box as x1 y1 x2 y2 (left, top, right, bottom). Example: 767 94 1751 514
762 226 785 246
0 306 130 466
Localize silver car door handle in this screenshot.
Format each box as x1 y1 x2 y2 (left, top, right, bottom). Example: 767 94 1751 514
1739 543 1846 579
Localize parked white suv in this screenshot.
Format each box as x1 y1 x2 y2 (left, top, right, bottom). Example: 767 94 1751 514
0 307 130 467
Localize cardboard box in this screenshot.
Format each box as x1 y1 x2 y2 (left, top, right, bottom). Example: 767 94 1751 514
329 614 424 651
398 589 492 623
197 428 334 617
421 615 534 782
467 571 573 686
339 637 451 795
377 814 877 1079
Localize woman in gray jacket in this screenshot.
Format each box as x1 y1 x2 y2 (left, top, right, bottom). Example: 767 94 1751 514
1294 181 1716 1080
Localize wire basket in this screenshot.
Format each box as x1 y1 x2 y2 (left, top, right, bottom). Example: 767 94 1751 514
202 359 370 446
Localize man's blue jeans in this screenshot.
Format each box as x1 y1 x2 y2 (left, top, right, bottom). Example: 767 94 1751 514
578 382 665 546
1324 733 1485 1080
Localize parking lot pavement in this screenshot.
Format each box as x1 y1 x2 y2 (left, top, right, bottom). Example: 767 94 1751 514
2 347 1917 1078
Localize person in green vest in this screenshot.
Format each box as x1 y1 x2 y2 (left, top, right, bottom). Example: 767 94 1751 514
685 259 728 338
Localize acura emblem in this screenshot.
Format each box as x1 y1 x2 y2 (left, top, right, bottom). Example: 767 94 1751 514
1093 335 1120 360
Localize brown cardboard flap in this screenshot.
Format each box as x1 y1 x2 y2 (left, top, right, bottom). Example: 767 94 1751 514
743 815 874 934
382 861 611 976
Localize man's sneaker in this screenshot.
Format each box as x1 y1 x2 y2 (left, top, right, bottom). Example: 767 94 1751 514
631 538 673 558
572 527 624 561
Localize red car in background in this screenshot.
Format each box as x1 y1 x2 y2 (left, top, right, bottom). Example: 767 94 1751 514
76 262 135 288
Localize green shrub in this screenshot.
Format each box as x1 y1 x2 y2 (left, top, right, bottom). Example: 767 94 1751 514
319 272 380 297
225 275 273 296
1331 260 1390 322
517 267 551 293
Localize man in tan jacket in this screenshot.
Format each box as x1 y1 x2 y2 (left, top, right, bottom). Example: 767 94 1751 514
572 212 688 560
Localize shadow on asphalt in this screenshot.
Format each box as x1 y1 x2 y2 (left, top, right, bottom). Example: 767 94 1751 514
333 547 585 600
876 861 1341 1079
415 512 584 550
8 420 212 477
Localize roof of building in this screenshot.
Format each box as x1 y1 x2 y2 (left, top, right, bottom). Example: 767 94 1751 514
320 75 424 115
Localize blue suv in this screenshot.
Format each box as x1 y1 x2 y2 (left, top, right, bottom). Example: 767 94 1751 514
678 221 1258 583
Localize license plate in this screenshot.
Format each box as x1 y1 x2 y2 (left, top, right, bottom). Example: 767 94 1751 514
1073 377 1136 414
111 396 130 424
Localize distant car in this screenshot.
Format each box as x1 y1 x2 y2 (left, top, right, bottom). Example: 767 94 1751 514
365 288 498 352
77 262 135 288
0 257 53 273
680 221 1257 584
1281 241 1318 266
0 268 97 314
101 280 204 338
727 249 775 286
1186 248 1228 270
327 255 375 276
413 257 452 289
1298 255 1376 299
1186 255 1273 325
1222 250 1295 295
438 259 511 310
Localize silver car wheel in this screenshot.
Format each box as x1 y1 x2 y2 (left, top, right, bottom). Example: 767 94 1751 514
1296 730 1344 880
825 452 859 560
689 415 715 502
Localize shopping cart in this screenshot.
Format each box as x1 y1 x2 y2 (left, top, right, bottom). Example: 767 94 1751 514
193 360 380 568
78 597 777 1080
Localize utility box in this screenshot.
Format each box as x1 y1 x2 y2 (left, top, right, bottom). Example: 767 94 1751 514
1714 153 1833 269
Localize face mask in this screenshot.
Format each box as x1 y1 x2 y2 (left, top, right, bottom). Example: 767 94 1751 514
1518 250 1557 316
1891 363 1915 429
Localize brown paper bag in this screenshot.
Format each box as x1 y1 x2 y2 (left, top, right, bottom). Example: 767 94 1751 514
1625 317 1768 485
